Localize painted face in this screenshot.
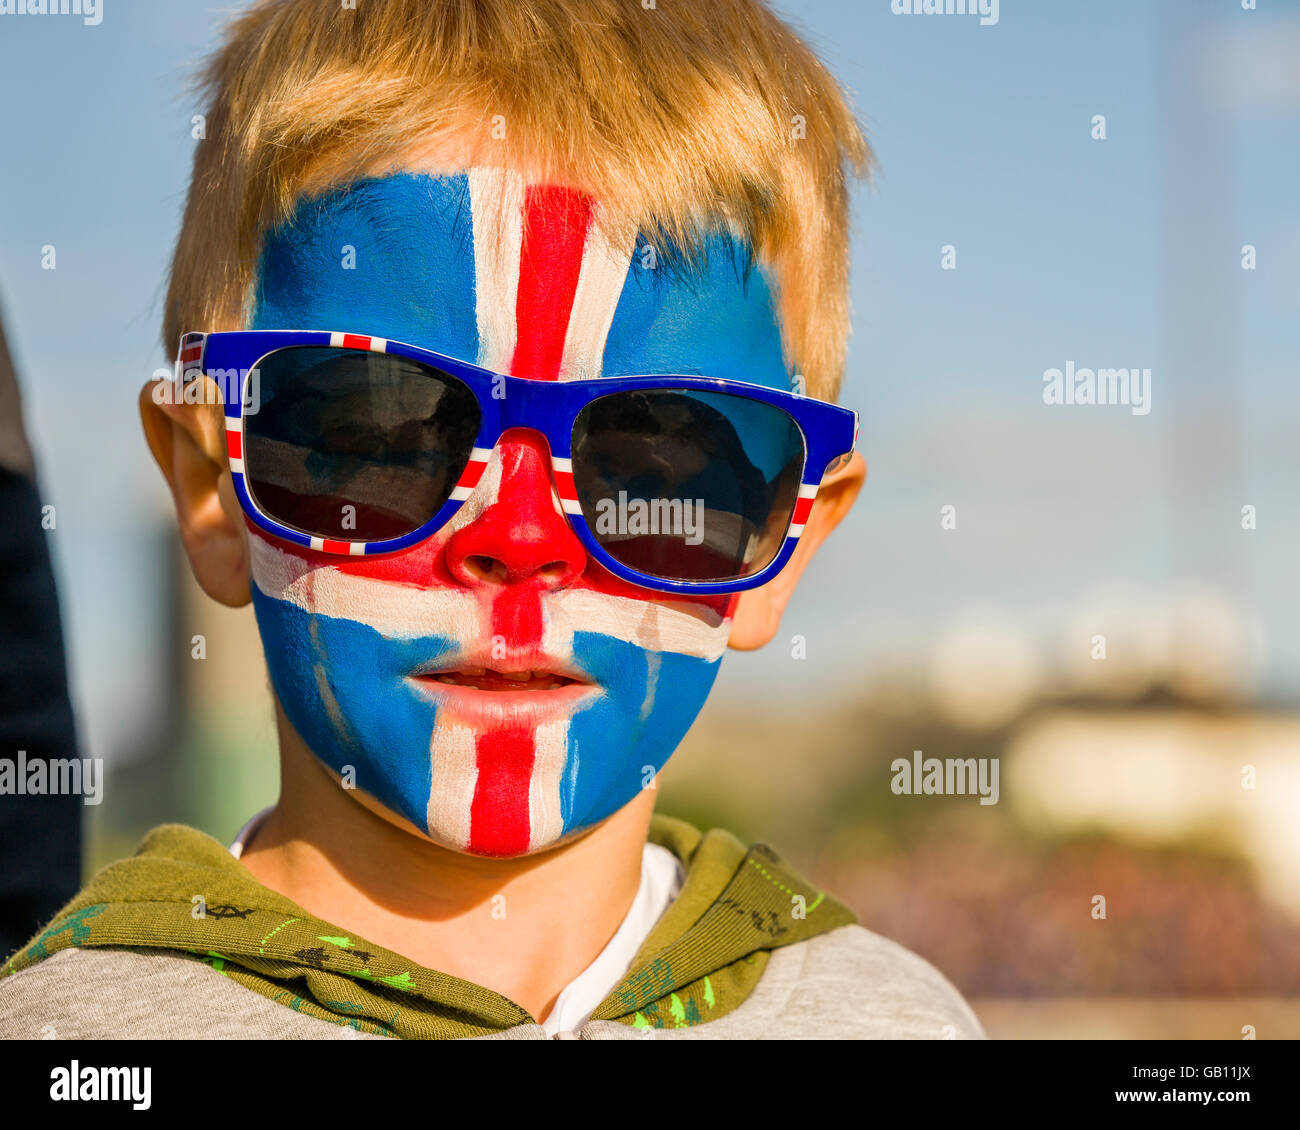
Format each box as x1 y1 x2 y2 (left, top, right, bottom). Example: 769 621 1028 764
246 169 792 856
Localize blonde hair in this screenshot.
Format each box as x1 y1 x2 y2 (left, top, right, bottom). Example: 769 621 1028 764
164 0 870 399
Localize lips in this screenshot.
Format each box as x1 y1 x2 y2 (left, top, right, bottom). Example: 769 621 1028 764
416 666 581 692
407 648 595 700
408 655 600 726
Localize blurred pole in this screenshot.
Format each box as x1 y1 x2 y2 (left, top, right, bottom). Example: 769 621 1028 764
1158 0 1247 596
0 296 82 958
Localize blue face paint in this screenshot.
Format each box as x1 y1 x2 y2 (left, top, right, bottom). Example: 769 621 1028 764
254 174 481 361
250 585 448 830
558 635 720 829
603 234 792 390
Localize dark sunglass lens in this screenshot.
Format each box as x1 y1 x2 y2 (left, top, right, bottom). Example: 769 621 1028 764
571 389 805 583
242 346 480 543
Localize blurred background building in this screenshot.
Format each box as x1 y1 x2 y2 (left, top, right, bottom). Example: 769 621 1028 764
1 0 1297 1037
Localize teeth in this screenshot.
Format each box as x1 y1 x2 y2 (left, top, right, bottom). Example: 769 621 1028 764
502 670 531 682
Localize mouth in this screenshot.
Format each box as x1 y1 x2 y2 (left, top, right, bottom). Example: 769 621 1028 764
415 666 585 692
408 657 599 723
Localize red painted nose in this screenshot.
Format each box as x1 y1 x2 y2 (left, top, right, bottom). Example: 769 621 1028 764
443 428 587 590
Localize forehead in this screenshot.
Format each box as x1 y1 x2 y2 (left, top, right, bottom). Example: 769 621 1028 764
251 170 790 390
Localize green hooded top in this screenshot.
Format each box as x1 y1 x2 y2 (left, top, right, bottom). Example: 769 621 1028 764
2 814 856 1038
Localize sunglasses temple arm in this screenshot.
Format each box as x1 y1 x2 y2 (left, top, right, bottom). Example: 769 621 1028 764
822 411 860 476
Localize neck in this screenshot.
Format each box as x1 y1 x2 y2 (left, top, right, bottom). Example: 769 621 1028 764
237 704 653 1023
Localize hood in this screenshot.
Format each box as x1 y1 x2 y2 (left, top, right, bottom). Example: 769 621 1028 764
2 814 855 1037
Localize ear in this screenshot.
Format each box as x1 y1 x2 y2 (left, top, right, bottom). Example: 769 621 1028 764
139 379 251 607
727 452 866 651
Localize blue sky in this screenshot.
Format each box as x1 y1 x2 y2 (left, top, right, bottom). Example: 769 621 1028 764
0 0 1296 762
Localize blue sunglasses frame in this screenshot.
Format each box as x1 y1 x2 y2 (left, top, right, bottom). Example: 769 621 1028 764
178 329 858 595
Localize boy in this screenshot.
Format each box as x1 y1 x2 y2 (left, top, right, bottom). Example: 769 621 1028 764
0 0 982 1039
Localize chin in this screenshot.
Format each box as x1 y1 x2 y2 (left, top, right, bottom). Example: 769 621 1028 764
340 777 608 859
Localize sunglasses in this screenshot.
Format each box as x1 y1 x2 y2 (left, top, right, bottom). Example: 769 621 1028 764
177 330 858 595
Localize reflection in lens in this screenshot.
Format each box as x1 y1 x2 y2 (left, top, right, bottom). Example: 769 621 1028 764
572 389 804 582
243 347 480 542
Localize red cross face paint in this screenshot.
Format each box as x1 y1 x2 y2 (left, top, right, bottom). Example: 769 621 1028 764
245 169 793 856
